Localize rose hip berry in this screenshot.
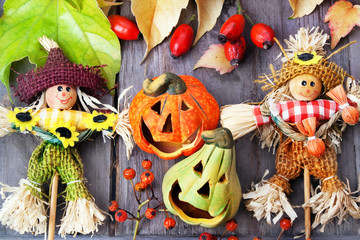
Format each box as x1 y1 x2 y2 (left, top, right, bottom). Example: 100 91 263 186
141 159 152 170
228 236 239 240
123 168 136 180
170 24 194 59
115 209 127 222
145 208 156 219
108 200 118 212
225 219 238 231
199 232 217 240
135 181 147 191
250 23 275 49
219 14 245 43
224 37 246 66
108 15 142 40
164 217 176 229
253 237 262 240
280 218 292 230
140 171 155 185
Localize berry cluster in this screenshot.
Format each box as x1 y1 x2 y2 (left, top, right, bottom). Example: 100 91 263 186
198 218 293 240
109 159 176 240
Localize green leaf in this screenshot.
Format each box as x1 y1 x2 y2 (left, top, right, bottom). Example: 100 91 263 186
0 0 120 96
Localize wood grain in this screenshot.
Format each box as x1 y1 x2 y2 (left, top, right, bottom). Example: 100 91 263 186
1 0 360 239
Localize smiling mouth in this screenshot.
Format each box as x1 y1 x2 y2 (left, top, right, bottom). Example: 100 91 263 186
57 97 72 105
299 91 318 98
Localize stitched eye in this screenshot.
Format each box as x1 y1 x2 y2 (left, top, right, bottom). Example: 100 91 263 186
57 86 63 91
310 81 315 87
66 87 71 92
301 80 307 86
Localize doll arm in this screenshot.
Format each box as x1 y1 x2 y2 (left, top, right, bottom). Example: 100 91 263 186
2 107 39 136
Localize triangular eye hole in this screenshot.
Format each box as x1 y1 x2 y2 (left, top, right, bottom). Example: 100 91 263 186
219 174 227 183
151 101 161 115
193 161 203 175
181 100 190 111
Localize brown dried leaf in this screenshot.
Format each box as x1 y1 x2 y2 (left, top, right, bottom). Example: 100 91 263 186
194 44 235 74
325 0 360 49
193 0 224 45
97 0 122 16
131 0 189 61
288 0 324 18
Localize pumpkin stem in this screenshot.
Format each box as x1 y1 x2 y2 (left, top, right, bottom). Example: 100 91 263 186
201 128 234 149
143 73 187 97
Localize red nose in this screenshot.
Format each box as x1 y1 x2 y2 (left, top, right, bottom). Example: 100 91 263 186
62 92 66 97
306 89 310 93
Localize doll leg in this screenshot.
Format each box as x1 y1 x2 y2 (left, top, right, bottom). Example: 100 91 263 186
56 147 105 237
0 142 50 235
244 138 301 224
304 145 360 231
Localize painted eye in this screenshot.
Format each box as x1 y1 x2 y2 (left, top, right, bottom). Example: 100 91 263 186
301 80 307 86
57 86 63 91
66 87 71 92
310 81 315 87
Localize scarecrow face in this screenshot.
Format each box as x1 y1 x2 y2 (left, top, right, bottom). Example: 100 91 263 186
289 74 322 101
45 84 77 110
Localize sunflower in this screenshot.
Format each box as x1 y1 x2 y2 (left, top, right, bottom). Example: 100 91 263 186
293 51 323 65
84 111 117 131
50 121 79 148
7 108 40 132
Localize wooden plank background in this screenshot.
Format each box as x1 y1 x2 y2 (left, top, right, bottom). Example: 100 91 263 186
1 0 360 239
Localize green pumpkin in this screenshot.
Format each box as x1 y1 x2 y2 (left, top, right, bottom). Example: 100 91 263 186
162 128 241 227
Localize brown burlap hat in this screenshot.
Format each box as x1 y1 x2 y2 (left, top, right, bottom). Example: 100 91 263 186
14 43 107 104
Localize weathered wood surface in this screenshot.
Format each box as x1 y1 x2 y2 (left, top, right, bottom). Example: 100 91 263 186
1 0 360 239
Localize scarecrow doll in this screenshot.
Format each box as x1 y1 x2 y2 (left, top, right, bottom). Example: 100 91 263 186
221 28 360 231
0 36 133 237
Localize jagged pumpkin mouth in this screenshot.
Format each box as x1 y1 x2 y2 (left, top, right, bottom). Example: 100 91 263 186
169 181 229 220
141 119 200 154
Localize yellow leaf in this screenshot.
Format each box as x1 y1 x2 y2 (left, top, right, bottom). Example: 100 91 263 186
325 0 360 49
193 0 224 46
194 44 236 74
288 0 323 18
131 0 189 62
96 0 122 16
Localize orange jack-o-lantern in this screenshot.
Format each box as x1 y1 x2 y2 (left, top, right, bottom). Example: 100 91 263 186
129 73 220 160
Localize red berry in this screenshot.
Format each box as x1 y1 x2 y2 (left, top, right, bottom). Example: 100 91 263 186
228 236 239 240
140 171 155 185
250 23 275 49
253 237 262 240
145 208 156 219
135 181 147 191
108 200 118 212
108 15 141 40
164 217 176 230
280 218 292 230
199 232 217 240
225 219 238 231
123 168 136 180
115 210 127 222
142 159 153 170
224 37 246 66
170 24 194 59
219 14 245 43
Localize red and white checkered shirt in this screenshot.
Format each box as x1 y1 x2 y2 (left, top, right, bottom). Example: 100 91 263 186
253 100 341 127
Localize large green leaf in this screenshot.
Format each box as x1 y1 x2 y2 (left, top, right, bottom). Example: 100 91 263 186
0 0 120 95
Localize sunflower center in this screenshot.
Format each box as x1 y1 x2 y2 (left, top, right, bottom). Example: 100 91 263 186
93 115 108 123
298 53 314 61
16 112 32 122
56 127 72 138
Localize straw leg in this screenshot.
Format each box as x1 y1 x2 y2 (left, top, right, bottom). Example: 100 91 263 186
304 167 311 239
48 172 59 240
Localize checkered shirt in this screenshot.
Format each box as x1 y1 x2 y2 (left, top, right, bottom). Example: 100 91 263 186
253 100 340 127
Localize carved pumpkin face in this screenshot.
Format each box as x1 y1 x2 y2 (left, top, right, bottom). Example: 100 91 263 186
129 73 219 160
162 128 241 227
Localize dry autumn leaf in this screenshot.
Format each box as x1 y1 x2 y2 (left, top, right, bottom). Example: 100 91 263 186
193 0 224 45
288 0 324 18
97 0 122 16
194 44 236 74
131 0 189 61
325 0 360 49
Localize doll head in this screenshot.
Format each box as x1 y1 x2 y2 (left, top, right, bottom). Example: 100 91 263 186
13 36 107 108
289 74 322 101
45 84 77 109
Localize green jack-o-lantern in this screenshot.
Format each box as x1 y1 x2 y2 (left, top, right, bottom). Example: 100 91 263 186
162 128 241 227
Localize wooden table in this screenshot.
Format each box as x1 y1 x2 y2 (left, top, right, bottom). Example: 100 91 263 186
1 0 360 239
